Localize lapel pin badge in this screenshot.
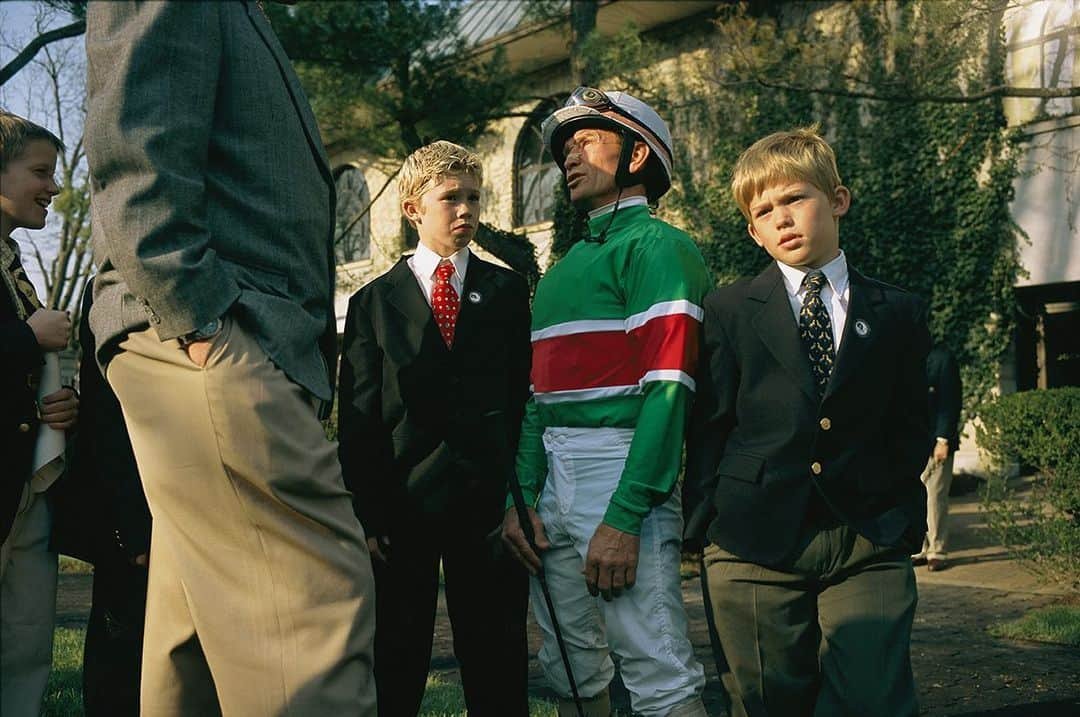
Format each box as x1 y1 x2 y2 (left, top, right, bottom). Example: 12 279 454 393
854 318 871 338
467 290 482 304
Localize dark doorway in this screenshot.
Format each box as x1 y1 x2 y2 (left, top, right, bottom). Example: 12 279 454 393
1015 281 1080 390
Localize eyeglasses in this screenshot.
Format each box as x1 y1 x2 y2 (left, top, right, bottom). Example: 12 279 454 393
562 130 622 160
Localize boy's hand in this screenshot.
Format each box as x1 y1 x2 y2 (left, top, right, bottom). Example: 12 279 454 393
501 506 550 575
933 441 950 463
27 309 71 351
584 523 639 601
40 387 78 431
366 536 391 564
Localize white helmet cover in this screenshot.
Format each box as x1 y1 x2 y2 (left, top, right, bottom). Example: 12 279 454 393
541 87 674 198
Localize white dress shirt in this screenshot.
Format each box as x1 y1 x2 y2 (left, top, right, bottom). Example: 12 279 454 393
776 251 850 351
407 242 470 306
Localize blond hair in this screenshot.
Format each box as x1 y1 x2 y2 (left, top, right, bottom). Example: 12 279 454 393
398 141 483 219
1 110 64 171
731 125 842 221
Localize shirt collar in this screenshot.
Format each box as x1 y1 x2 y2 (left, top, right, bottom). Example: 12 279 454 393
587 194 648 220
777 250 848 298
413 241 470 281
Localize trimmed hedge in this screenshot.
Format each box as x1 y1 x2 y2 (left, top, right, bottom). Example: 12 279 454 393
977 388 1080 592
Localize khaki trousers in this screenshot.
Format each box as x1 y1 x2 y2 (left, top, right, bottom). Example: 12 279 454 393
702 522 918 717
0 485 57 717
917 453 954 559
107 319 376 716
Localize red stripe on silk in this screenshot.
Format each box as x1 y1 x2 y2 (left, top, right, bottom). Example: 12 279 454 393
531 313 700 394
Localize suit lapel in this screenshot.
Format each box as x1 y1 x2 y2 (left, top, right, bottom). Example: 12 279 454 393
749 264 819 403
386 258 446 354
454 253 497 349
825 268 882 398
244 2 333 188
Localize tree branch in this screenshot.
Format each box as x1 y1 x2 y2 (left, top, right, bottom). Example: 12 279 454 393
0 20 85 86
753 77 1080 104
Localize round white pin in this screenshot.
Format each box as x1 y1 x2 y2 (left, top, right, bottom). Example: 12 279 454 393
854 319 870 338
467 291 482 304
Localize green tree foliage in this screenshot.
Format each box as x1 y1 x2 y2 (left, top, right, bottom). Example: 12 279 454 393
266 0 523 165
266 0 538 279
978 388 1080 592
568 1 1023 421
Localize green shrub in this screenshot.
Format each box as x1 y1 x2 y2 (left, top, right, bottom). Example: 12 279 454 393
977 388 1080 591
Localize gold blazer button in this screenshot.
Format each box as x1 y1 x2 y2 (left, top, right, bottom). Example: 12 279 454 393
810 461 822 475
18 422 31 433
819 417 832 431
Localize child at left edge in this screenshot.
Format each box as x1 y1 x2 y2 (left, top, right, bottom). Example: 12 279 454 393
1 110 80 716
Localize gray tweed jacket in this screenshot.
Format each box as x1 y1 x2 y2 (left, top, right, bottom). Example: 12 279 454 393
85 0 338 402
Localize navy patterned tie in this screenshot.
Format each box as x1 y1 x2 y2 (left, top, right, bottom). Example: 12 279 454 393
799 271 834 397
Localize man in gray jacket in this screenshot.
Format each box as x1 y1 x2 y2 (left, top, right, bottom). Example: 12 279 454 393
84 2 376 713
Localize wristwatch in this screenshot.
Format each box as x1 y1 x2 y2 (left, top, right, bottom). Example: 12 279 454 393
178 317 223 347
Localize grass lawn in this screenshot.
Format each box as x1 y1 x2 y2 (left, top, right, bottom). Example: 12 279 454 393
42 628 83 717
43 626 556 716
989 604 1080 647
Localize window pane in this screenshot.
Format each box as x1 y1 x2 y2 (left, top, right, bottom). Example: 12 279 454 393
335 167 371 264
515 99 560 226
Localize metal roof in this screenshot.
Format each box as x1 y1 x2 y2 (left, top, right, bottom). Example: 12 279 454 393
431 0 567 56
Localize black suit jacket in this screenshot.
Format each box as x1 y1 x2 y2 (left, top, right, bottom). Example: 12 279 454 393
685 263 932 566
927 344 962 451
338 253 532 539
51 280 151 564
1 286 44 543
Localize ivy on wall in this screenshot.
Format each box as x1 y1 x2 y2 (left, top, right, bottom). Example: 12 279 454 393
558 2 1024 424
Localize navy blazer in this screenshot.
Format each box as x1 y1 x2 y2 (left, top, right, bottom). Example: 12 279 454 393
685 262 932 565
1 286 43 542
927 345 962 451
338 254 532 538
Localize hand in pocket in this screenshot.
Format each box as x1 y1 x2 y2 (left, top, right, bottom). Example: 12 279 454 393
185 339 214 367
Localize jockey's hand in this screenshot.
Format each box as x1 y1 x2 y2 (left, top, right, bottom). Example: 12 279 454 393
501 506 550 575
584 522 639 601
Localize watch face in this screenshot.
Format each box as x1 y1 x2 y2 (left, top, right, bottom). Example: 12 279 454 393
200 318 222 337
334 166 372 265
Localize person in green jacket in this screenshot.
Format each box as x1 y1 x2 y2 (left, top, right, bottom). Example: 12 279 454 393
501 87 708 717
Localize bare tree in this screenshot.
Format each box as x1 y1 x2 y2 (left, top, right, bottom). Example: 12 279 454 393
0 0 86 87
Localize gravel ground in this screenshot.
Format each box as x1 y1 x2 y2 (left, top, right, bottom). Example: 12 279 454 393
410 571 1079 716
55 561 1079 716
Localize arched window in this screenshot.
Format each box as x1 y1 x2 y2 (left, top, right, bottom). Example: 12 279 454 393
334 165 372 264
514 98 562 227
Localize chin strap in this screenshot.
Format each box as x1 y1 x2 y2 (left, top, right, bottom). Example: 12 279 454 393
585 187 623 244
579 127 639 245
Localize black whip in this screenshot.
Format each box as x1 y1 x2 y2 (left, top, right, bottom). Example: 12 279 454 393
506 469 585 717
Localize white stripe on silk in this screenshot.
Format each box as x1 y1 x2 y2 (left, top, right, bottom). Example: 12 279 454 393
532 300 703 342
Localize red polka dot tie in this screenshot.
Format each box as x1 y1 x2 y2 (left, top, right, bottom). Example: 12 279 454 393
432 259 459 348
